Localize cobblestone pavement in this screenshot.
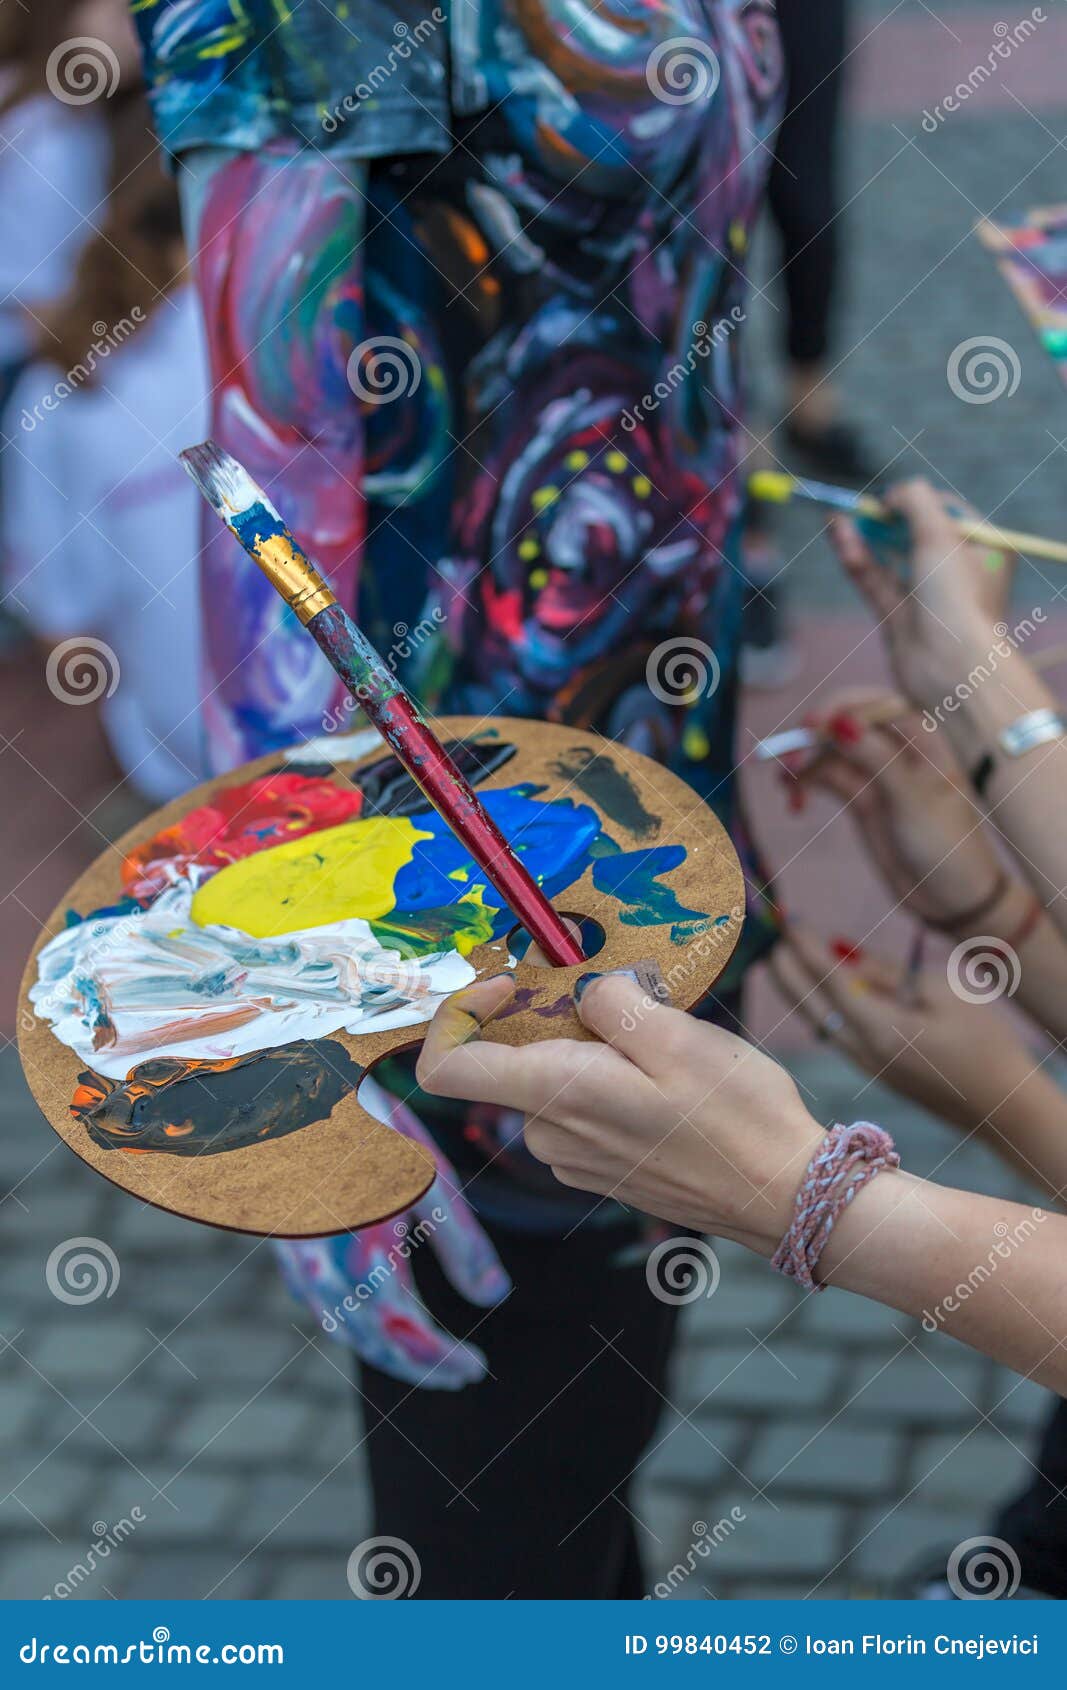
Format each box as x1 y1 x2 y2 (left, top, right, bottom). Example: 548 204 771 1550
2 0 1064 1602
0 1040 1046 1601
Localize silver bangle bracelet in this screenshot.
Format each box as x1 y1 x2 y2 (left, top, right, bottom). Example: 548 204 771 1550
998 707 1067 758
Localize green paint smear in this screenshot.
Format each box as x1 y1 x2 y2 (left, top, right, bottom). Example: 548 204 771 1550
591 839 710 945
371 896 495 958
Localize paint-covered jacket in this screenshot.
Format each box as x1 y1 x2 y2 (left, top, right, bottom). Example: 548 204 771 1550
132 0 456 158
133 1 777 181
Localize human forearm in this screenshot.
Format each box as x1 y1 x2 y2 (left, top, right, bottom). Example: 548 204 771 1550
937 629 1067 924
819 1172 1065 1389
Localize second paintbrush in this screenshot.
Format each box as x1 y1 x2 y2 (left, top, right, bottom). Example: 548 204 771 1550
180 441 585 969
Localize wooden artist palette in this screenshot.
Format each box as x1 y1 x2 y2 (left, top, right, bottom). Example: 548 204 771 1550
18 718 743 1238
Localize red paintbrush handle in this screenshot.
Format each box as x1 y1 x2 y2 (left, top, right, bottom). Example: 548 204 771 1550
304 601 584 966
375 692 585 967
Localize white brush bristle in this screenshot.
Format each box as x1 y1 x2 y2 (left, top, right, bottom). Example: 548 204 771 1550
179 441 283 523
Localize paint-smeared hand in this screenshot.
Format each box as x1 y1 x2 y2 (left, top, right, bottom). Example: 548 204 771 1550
831 478 1013 714
769 927 1048 1140
273 1076 509 1390
416 975 823 1255
782 687 1007 931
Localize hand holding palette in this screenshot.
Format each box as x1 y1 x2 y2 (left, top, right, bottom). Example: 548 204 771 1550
19 720 743 1237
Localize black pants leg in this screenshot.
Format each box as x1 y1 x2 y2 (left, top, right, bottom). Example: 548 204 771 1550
767 0 849 366
992 1397 1067 1597
358 1220 681 1599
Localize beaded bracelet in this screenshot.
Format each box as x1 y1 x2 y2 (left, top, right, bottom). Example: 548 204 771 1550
771 1122 900 1292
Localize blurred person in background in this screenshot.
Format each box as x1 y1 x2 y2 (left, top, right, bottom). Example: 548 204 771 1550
2 98 207 802
740 0 878 688
768 0 876 483
0 0 142 411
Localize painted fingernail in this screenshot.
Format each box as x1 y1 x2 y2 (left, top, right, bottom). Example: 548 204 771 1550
574 962 667 1005
831 938 864 965
829 711 862 745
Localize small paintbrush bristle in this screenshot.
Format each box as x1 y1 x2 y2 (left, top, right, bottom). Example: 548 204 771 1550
179 441 281 523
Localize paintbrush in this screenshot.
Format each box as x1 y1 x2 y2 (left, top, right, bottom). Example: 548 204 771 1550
180 442 585 968
898 925 926 1007
755 642 1067 762
748 469 1067 567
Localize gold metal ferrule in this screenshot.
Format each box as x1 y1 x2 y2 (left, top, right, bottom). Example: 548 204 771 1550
247 531 338 625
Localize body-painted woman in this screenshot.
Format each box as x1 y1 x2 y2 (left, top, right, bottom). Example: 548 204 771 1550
132 0 782 1595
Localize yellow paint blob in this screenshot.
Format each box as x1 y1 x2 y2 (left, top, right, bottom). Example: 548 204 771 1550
565 449 590 470
632 475 652 497
518 536 540 560
191 817 431 938
683 723 711 762
528 567 549 589
531 485 560 511
605 450 627 472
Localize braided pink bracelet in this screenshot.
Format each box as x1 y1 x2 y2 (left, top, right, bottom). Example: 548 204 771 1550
771 1122 899 1292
